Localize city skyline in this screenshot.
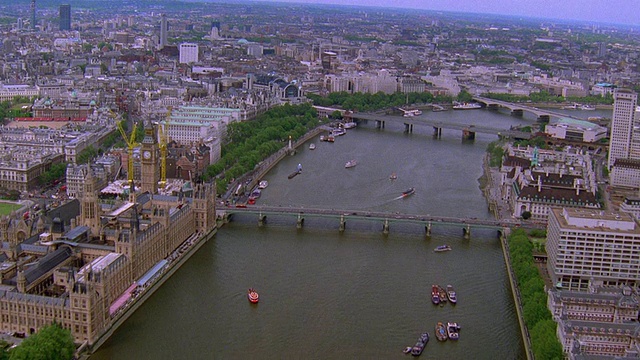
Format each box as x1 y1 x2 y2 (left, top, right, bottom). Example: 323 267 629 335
252 0 640 26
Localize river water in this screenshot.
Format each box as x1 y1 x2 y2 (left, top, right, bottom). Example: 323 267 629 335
92 107 608 360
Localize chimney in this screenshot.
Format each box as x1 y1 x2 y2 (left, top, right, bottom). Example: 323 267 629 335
538 175 542 192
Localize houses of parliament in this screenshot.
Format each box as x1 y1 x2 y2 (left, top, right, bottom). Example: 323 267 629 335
0 122 217 347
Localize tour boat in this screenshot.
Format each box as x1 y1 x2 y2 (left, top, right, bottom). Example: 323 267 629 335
401 188 415 197
446 285 457 304
431 285 440 305
410 332 429 356
433 245 452 252
452 102 482 110
435 322 448 341
447 322 460 340
345 160 357 168
247 288 259 303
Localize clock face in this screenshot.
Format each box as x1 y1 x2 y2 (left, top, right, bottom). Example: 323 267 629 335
143 151 151 159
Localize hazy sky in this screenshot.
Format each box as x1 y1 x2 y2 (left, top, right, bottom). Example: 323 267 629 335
253 0 639 26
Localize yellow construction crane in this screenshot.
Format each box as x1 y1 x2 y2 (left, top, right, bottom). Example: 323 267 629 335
117 120 139 192
158 107 170 188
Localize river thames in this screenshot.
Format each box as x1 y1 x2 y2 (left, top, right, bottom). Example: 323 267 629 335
91 106 609 359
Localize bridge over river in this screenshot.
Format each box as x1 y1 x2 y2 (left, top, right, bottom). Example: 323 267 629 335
472 96 582 122
218 205 543 239
344 112 532 140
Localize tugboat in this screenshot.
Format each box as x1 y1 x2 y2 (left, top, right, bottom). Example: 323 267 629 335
410 332 429 356
431 285 440 305
435 322 448 341
247 288 259 303
447 285 457 304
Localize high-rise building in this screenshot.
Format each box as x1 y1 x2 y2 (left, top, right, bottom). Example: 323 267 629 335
608 89 640 189
59 4 71 31
609 89 638 169
30 0 36 30
159 14 168 48
179 43 198 64
16 18 23 30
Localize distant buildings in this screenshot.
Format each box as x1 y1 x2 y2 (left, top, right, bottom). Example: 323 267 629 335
608 89 640 190
59 4 71 31
179 43 198 64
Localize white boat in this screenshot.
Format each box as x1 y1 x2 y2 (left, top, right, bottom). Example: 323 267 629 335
580 104 596 111
332 128 346 136
401 109 422 117
345 160 357 168
309 143 316 150
258 180 268 189
343 122 357 129
561 103 579 110
453 102 482 110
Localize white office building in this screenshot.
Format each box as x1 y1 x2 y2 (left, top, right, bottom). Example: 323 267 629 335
608 89 639 170
179 43 198 64
546 207 640 291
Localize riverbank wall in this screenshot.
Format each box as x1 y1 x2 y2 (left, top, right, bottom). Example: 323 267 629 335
481 154 534 359
81 227 217 357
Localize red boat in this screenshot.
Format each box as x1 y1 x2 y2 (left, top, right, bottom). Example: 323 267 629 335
248 288 259 303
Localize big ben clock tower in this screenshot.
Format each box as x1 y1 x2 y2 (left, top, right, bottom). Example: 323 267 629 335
140 121 159 194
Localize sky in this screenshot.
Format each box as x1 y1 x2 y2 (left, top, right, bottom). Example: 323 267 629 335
253 0 640 26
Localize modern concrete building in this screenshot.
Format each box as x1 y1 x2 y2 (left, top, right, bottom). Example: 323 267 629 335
59 4 71 31
546 208 640 291
544 118 608 143
608 89 639 171
179 43 198 64
159 14 168 49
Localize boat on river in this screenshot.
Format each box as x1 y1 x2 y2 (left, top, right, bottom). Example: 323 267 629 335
309 143 316 150
447 322 460 340
439 286 447 303
247 288 259 303
401 188 415 197
434 245 452 252
453 102 482 110
345 160 357 168
258 180 268 189
390 172 397 180
431 285 440 305
447 285 457 304
410 332 429 356
343 122 357 129
435 322 448 341
581 104 596 111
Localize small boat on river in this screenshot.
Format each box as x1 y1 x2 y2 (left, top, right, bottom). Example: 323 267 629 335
258 180 268 189
390 172 397 180
434 245 452 252
435 322 448 341
447 322 460 340
345 160 357 168
410 332 429 356
309 143 316 150
446 285 457 304
401 188 415 197
431 285 440 305
438 286 447 303
247 288 259 303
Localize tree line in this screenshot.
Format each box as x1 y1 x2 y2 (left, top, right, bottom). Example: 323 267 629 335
203 103 321 194
306 90 473 112
508 229 563 360
482 91 613 105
